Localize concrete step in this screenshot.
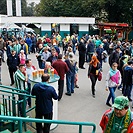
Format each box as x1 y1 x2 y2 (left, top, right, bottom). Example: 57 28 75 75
13 130 32 133
0 129 11 133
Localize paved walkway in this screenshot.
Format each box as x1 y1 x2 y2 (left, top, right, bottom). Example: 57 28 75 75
1 51 132 133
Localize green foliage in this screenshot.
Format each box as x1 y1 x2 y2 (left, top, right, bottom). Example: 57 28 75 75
104 0 133 24
0 0 133 24
0 0 34 16
0 0 7 15
35 0 133 24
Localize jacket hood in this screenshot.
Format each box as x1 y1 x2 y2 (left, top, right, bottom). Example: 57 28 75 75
38 82 50 91
125 66 132 71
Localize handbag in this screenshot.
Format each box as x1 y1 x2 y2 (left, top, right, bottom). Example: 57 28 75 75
98 71 102 81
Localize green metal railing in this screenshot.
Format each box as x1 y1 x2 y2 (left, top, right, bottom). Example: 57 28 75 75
0 88 36 114
0 85 28 93
0 86 36 132
0 116 96 133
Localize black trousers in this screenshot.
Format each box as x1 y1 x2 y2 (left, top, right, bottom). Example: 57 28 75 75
58 79 64 100
36 112 53 133
8 67 17 84
90 74 98 95
79 53 85 68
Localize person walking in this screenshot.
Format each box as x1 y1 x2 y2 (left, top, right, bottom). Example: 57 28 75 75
88 55 100 98
7 50 20 86
105 62 121 107
31 74 58 133
65 53 77 96
109 46 121 67
100 96 133 133
86 39 95 62
96 44 104 70
123 60 133 101
78 38 86 69
52 54 69 100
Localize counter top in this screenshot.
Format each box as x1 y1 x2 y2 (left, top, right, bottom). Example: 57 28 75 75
29 74 60 83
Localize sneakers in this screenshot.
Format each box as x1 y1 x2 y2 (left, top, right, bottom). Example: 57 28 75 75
106 103 112 107
92 95 95 98
75 85 79 88
65 93 71 96
10 83 14 86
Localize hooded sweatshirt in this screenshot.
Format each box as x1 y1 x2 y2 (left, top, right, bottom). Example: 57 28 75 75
32 82 58 114
106 68 121 88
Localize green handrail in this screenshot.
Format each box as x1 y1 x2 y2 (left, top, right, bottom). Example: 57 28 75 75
0 86 35 115
0 88 35 98
0 85 28 93
0 115 96 133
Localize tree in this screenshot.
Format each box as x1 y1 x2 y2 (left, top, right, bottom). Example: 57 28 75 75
0 0 7 15
0 0 34 16
104 0 133 24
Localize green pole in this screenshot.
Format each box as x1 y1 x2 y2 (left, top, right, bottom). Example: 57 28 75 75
18 120 23 133
79 125 82 133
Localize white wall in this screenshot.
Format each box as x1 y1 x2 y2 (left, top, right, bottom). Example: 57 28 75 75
60 24 70 31
41 23 51 31
79 24 89 31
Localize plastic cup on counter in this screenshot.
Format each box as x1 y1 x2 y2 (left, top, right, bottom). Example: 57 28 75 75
51 69 54 76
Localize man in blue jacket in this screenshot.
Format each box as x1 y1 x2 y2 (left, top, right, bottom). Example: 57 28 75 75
32 73 58 133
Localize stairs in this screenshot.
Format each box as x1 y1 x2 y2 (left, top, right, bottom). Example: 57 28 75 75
0 130 10 133
0 130 32 133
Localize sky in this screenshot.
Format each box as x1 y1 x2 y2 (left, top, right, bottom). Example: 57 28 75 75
26 0 40 4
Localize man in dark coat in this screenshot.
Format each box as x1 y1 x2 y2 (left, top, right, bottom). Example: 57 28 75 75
109 46 121 67
7 50 20 85
86 39 95 62
123 60 133 101
32 74 58 133
78 38 86 69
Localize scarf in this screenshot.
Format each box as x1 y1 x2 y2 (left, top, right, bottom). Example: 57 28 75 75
104 109 131 133
109 68 118 77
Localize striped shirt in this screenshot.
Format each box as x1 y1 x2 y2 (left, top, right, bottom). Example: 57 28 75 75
14 69 26 90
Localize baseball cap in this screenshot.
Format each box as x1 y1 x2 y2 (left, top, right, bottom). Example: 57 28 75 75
112 96 129 110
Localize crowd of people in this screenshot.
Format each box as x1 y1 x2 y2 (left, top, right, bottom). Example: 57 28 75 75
0 31 133 132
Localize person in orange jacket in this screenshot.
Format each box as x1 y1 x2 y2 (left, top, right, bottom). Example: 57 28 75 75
100 96 133 133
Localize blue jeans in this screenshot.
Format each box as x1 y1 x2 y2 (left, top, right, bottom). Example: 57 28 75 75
124 85 132 99
66 74 75 94
106 87 116 104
